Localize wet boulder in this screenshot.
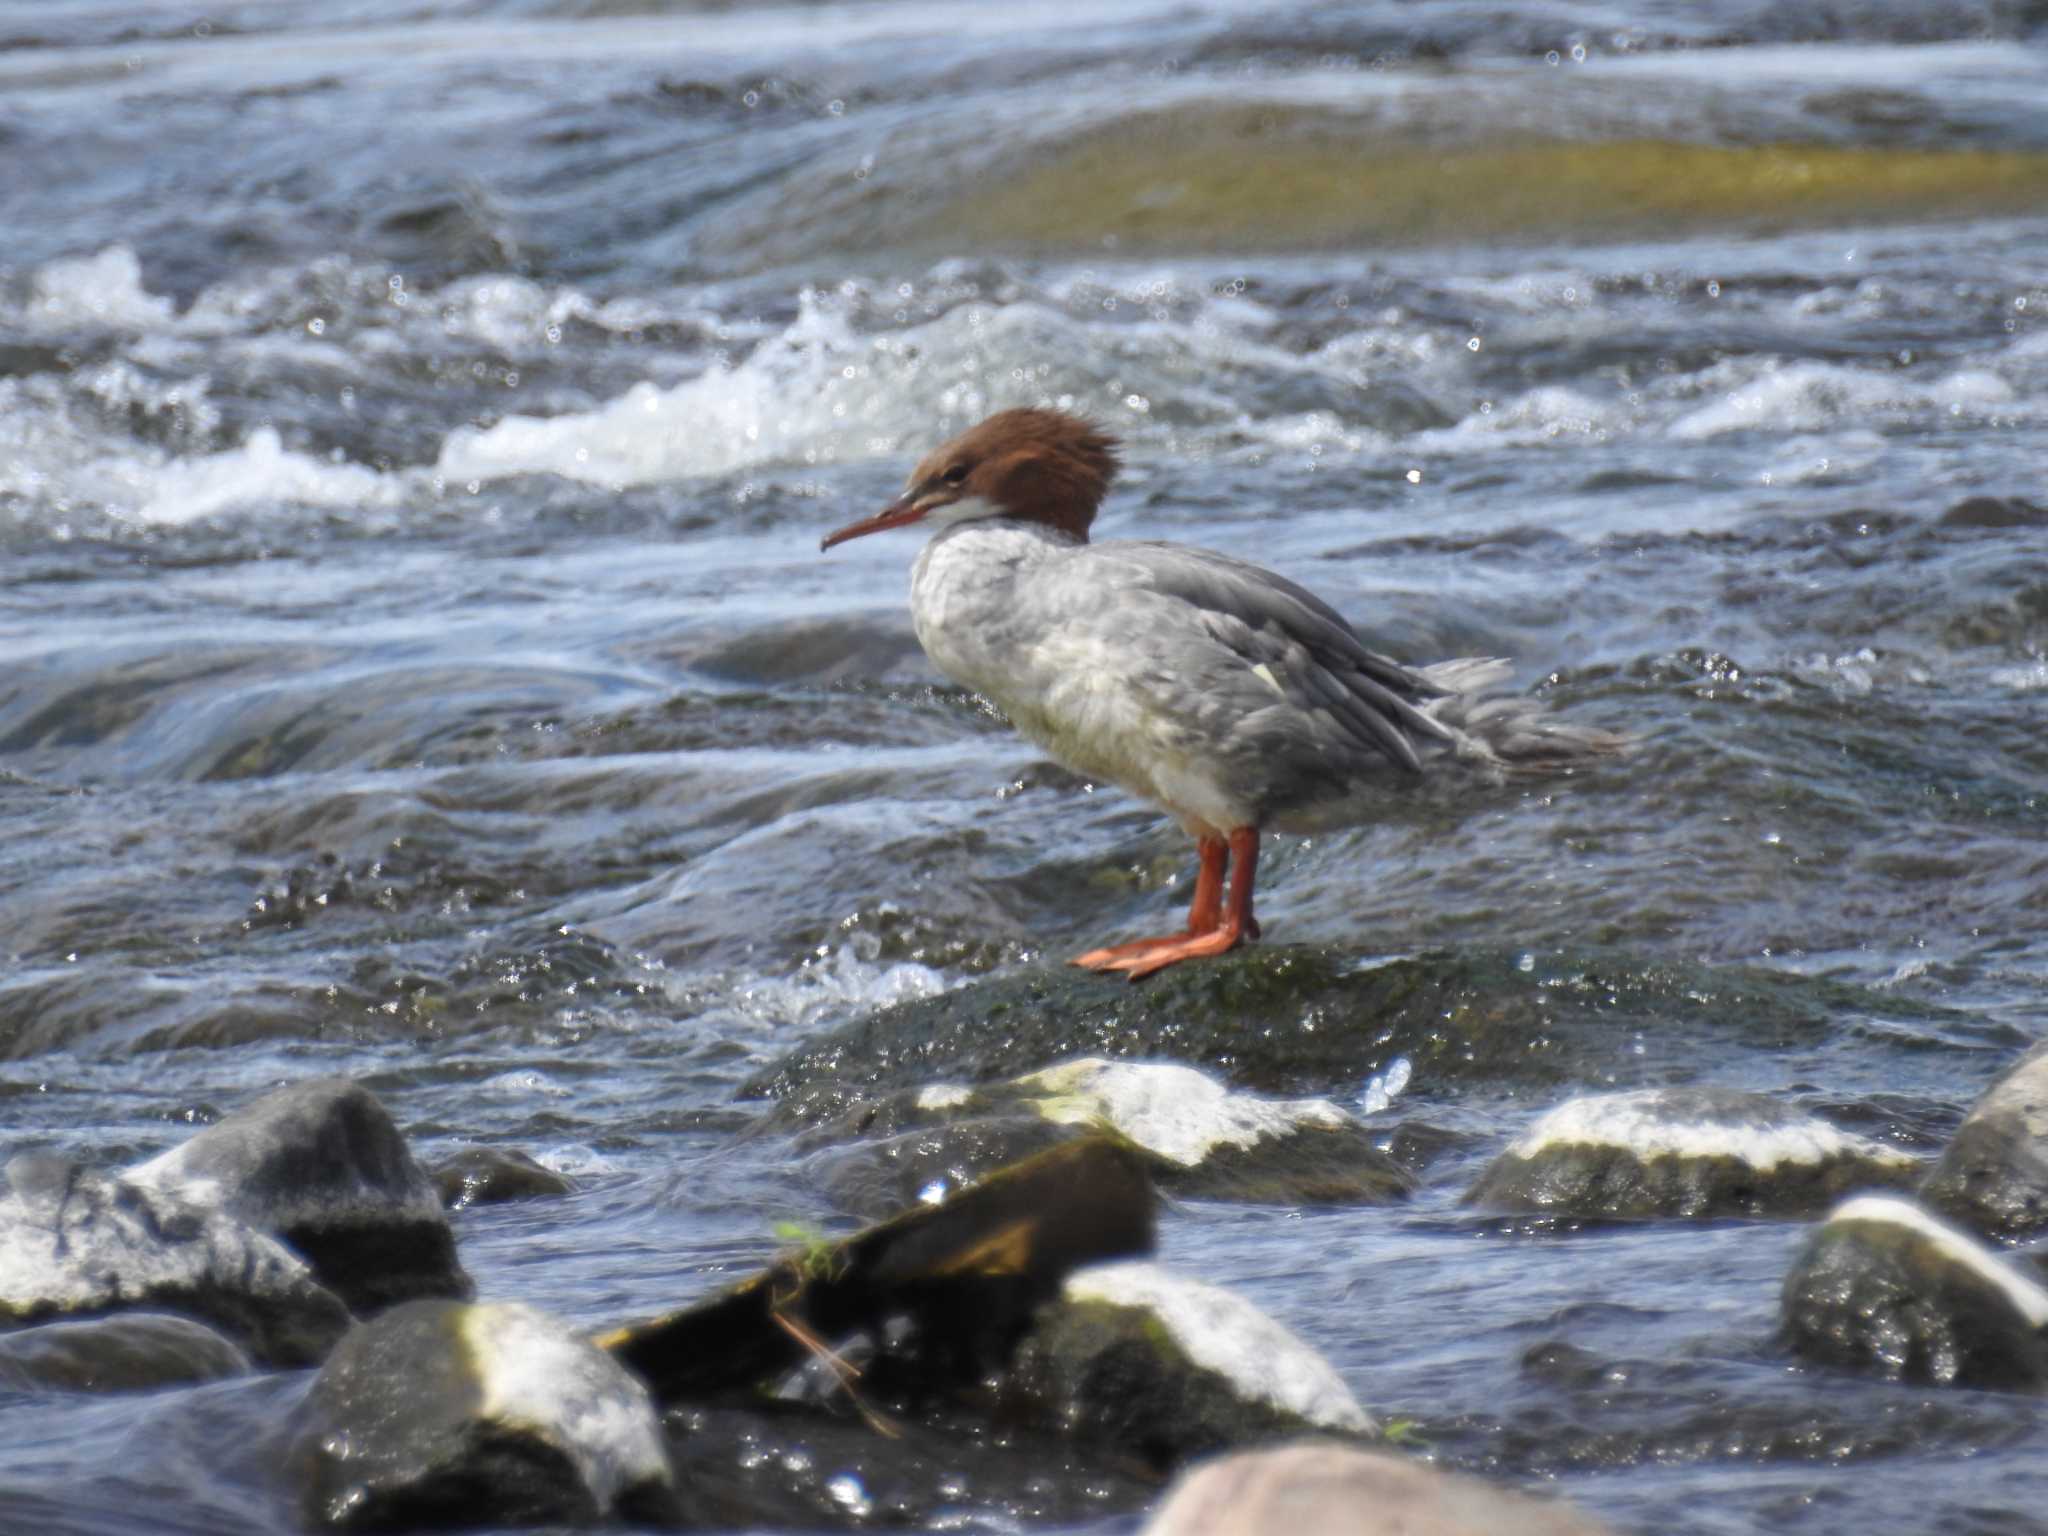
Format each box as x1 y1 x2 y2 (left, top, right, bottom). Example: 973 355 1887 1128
1920 1044 2048 1240
811 1057 1411 1217
743 946 1941 1123
1466 1087 1917 1219
1142 1440 1618 1536
0 1153 351 1367
1008 1261 1373 1470
431 1146 574 1210
291 1299 677 1531
602 1135 1155 1404
0 1310 251 1392
1780 1194 2048 1390
126 1077 471 1314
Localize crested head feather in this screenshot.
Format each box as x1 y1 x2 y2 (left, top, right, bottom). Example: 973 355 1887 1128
911 408 1120 542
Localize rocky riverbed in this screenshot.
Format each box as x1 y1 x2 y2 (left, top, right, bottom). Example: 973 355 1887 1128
5 0 2048 1532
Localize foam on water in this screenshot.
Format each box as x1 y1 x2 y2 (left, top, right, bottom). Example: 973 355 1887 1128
1670 360 2022 440
433 289 1238 488
98 428 402 525
20 246 176 334
675 941 950 1047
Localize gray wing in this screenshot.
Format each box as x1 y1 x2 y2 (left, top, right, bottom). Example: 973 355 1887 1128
1080 540 1454 775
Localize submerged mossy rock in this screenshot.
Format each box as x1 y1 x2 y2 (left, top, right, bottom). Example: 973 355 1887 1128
126 1078 469 1317
809 1057 1411 1216
1466 1087 1918 1220
1921 1044 2048 1240
291 1299 676 1531
744 946 1943 1123
1780 1195 2048 1391
0 1154 351 1367
0 1310 251 1393
602 1135 1156 1404
1142 1440 1619 1536
1009 1261 1373 1471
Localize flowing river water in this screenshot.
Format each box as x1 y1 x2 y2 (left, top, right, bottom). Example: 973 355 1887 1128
2 2 2046 1532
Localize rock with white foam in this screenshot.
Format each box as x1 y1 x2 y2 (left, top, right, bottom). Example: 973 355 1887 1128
126 1077 470 1316
0 1154 350 1367
1780 1194 2048 1389
291 1299 677 1530
1466 1087 1916 1219
1142 1440 1617 1536
812 1057 1411 1217
1008 1260 1372 1470
1920 1043 2048 1239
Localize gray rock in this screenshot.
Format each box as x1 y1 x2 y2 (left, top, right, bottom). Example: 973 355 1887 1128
430 1147 574 1211
292 1299 677 1530
1142 1440 1618 1536
0 1310 251 1392
1781 1194 2048 1390
1921 1043 2048 1239
1010 1260 1372 1470
127 1077 470 1315
1466 1087 1917 1219
812 1057 1410 1215
0 1154 351 1367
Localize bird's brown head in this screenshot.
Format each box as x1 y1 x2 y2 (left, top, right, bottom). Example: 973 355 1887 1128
820 408 1120 552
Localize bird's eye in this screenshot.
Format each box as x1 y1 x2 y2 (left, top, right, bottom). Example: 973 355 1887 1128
942 463 969 485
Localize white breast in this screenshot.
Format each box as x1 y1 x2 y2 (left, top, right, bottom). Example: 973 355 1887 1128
909 523 1258 836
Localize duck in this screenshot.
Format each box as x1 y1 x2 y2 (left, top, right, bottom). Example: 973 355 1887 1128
821 408 1621 978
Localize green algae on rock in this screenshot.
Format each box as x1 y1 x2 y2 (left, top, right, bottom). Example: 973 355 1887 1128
940 123 2048 254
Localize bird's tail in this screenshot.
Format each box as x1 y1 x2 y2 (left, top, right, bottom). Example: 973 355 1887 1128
1415 657 1631 771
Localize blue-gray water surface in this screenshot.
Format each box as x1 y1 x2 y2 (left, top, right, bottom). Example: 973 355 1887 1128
3 1 2046 1532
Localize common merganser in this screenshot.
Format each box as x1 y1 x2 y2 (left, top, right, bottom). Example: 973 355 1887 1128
821 408 1622 979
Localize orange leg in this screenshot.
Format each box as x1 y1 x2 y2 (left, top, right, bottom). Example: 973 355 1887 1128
1072 827 1261 980
1186 834 1227 934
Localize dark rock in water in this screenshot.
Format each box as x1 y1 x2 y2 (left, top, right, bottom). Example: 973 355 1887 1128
601 1135 1155 1404
1141 1440 1619 1536
1009 1261 1373 1471
742 946 1937 1123
431 1147 574 1210
126 1077 471 1315
0 1310 251 1392
1921 1044 2048 1240
671 1398 1157 1529
291 1299 677 1531
808 1057 1410 1217
811 1114 1078 1221
1940 494 2048 528
0 1154 351 1367
1780 1194 2048 1390
1466 1087 1918 1219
